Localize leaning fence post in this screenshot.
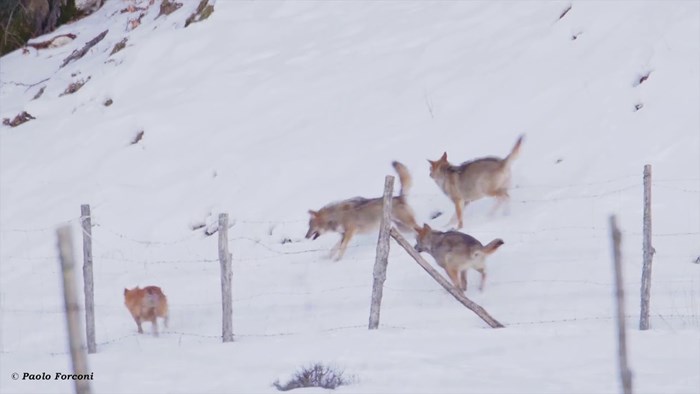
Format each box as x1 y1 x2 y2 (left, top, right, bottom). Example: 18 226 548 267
218 213 234 342
640 165 654 330
609 215 633 394
80 204 96 354
368 175 394 330
57 226 92 394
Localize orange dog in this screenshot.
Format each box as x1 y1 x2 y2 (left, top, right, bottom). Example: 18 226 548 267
124 286 169 336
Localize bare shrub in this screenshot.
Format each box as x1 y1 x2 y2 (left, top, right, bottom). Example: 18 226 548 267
32 86 45 100
26 33 77 50
273 363 351 391
110 37 127 56
61 29 108 68
59 76 91 96
131 130 144 145
157 0 182 18
3 111 35 127
634 71 651 87
185 0 214 27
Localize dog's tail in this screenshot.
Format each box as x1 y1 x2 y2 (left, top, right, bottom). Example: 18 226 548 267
503 135 524 167
392 161 412 198
483 239 504 254
143 288 160 309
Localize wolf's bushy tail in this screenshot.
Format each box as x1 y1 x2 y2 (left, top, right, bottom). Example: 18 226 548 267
503 135 524 167
483 239 505 254
392 161 412 197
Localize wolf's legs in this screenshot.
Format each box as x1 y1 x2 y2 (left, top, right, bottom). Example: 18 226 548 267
489 189 510 217
460 270 468 292
455 199 464 229
447 212 458 227
329 237 343 259
333 229 355 261
395 210 420 234
477 268 486 292
446 267 462 292
447 198 466 229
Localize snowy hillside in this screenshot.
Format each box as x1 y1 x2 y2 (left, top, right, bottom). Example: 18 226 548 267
1 1 699 393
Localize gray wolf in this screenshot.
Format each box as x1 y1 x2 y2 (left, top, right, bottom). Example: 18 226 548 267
306 161 420 261
414 224 504 292
428 135 524 229
124 286 169 336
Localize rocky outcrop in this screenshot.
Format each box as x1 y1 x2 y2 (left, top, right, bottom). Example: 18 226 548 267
0 0 102 56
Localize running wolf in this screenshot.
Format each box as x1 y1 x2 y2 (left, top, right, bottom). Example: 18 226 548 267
124 285 169 336
428 135 524 229
306 161 420 261
414 224 504 292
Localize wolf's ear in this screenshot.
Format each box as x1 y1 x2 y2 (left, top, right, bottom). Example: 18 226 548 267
423 223 432 231
308 210 318 217
440 152 448 161
124 288 128 296
427 159 435 166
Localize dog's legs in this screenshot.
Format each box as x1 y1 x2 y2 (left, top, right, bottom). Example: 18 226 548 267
334 229 355 261
477 268 486 292
151 317 159 337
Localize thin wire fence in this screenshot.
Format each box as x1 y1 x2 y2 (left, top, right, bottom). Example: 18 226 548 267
1 175 698 352
1 176 697 235
5 309 697 358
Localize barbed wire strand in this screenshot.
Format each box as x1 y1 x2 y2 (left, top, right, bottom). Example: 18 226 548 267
3 226 697 266
94 223 207 246
653 184 700 193
0 217 80 233
2 176 698 235
6 313 693 357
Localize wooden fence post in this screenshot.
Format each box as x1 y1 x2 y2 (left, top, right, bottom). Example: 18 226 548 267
218 213 234 343
609 215 633 394
368 175 394 330
57 226 92 394
390 228 504 328
80 204 96 354
640 165 654 330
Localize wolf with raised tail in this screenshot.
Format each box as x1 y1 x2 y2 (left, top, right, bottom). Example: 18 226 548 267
428 135 524 229
414 224 504 292
306 161 420 261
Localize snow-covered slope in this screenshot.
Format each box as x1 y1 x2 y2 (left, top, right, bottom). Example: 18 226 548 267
1 1 699 393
